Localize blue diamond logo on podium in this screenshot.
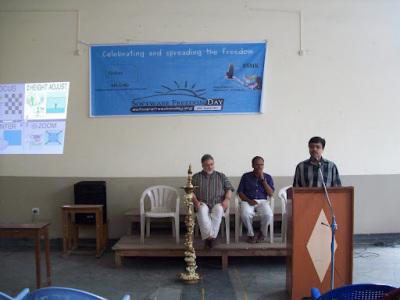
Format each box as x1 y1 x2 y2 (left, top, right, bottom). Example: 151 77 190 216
306 209 337 282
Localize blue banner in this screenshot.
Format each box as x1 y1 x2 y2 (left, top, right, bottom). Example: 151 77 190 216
90 42 267 116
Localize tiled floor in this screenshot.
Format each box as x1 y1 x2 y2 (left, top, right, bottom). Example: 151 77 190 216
353 245 400 287
0 240 399 299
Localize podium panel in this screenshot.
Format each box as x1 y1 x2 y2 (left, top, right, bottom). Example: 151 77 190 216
286 187 354 300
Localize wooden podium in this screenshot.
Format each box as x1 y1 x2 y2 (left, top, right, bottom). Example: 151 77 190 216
286 187 354 300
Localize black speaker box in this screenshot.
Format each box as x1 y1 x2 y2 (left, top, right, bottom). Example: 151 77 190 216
74 181 107 224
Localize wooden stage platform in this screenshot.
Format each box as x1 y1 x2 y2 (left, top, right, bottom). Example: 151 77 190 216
112 234 287 270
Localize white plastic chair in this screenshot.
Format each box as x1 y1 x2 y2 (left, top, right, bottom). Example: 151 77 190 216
221 200 231 244
140 185 180 244
278 185 291 243
235 195 275 243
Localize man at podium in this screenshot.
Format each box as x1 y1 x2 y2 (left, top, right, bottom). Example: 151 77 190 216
293 136 342 187
288 138 353 300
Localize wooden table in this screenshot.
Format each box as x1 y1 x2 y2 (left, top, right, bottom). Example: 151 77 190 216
0 223 51 288
61 204 107 258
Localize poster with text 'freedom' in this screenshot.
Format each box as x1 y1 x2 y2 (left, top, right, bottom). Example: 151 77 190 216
0 82 69 154
90 42 267 116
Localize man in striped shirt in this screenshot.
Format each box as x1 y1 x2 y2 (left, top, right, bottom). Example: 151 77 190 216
192 154 234 249
293 136 342 187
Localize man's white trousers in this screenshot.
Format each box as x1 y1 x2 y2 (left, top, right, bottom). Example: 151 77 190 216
197 203 224 240
240 199 273 237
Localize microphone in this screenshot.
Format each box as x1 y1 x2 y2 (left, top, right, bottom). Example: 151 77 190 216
318 160 337 291
318 162 334 219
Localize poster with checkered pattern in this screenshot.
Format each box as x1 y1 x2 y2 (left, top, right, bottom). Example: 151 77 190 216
0 82 69 154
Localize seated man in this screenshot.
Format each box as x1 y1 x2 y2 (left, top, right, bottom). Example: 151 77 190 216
238 156 274 243
192 154 234 249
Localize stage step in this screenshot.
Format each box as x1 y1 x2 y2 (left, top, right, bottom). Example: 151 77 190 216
112 234 287 270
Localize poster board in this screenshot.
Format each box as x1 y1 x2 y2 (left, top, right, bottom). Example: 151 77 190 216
90 41 267 116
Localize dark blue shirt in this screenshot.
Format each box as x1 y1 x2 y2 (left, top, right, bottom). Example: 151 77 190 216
237 172 275 199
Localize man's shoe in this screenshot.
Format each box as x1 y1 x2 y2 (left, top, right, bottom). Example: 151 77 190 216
246 236 257 244
256 232 266 243
204 239 211 249
204 238 215 249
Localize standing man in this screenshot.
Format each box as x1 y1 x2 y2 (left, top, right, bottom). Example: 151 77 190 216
237 156 275 243
293 136 342 187
192 154 234 249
